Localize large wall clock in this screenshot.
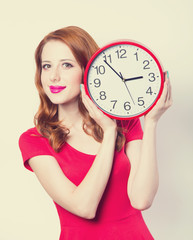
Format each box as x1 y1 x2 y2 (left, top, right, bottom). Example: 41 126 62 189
84 40 164 119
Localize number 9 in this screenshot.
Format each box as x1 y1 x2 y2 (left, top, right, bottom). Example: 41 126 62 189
94 78 101 88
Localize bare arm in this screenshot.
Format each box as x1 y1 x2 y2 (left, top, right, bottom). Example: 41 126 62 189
29 85 117 219
126 72 172 210
126 121 158 210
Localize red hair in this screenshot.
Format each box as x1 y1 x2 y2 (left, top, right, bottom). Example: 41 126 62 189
34 26 125 152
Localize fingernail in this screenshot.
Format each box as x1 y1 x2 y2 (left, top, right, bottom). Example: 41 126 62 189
167 71 169 79
80 84 82 91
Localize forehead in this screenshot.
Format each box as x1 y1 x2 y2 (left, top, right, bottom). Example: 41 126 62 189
41 40 76 61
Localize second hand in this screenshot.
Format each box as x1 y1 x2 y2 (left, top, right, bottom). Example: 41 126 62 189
104 60 135 105
123 81 135 105
120 72 135 105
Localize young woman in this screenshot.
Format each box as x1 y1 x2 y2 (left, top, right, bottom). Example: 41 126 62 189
19 26 172 239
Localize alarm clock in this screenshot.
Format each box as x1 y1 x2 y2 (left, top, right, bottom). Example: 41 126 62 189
84 40 164 120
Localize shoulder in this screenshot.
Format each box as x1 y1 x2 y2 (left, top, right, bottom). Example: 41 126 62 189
19 127 40 139
19 127 50 152
19 127 44 143
18 127 53 172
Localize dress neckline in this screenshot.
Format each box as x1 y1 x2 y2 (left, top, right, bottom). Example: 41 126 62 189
64 142 97 157
33 126 97 157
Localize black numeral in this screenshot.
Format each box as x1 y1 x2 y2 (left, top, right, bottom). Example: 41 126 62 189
99 91 107 100
93 65 105 75
146 87 153 95
138 97 145 106
124 102 131 111
134 52 138 61
143 60 150 69
103 54 112 63
110 100 117 109
148 73 156 82
115 49 127 59
93 78 101 88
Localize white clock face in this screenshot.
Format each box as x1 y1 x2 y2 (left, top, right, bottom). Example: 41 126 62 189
84 41 164 119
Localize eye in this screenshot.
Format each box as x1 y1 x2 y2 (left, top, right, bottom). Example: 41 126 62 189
42 64 51 70
62 62 73 69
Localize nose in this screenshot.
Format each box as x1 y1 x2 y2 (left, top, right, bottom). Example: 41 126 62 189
50 66 61 83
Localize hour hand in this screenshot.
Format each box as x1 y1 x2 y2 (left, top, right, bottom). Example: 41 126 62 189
103 60 123 80
124 76 143 82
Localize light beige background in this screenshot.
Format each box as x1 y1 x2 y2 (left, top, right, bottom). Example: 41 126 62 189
0 0 193 239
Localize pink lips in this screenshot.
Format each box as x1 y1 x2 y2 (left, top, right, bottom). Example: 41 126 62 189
49 85 66 93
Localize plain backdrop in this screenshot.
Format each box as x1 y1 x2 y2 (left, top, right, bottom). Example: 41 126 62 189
0 0 193 239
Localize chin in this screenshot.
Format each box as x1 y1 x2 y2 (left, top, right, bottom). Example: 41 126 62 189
48 94 80 106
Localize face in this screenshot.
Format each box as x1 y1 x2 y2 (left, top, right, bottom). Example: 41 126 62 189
41 40 83 105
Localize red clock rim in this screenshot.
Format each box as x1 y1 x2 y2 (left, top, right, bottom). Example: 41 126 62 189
83 40 164 120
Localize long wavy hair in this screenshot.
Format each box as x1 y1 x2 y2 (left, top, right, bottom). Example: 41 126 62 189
34 26 125 152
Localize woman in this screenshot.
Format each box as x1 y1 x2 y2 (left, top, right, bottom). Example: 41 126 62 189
19 26 172 239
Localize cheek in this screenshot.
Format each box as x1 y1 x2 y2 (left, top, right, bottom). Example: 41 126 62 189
40 72 47 86
65 70 83 85
74 70 83 83
40 76 48 94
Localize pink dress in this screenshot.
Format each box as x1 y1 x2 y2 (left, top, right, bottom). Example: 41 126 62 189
19 119 154 240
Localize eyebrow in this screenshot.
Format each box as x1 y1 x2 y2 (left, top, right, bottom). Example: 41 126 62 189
41 59 75 63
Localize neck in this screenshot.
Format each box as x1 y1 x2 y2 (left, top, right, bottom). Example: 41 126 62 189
58 100 83 129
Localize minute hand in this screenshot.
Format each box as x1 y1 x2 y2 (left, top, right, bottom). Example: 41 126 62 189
124 76 143 82
103 60 123 80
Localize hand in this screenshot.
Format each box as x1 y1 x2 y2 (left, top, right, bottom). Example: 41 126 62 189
144 71 172 123
124 76 143 82
103 60 123 80
104 61 135 104
80 84 117 133
123 81 135 105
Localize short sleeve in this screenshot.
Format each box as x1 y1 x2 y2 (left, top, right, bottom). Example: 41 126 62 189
120 118 143 143
18 128 52 172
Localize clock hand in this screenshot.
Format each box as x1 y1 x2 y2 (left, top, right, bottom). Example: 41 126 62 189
124 76 143 82
118 71 135 104
123 81 135 105
103 60 135 104
119 72 123 79
103 60 123 80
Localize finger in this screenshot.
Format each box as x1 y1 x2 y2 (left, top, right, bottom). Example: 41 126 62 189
165 72 172 104
167 77 172 102
163 71 169 103
81 87 95 116
167 84 172 107
81 85 98 111
163 71 172 104
168 82 172 103
158 73 168 104
166 81 171 102
80 84 92 110
81 84 102 118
